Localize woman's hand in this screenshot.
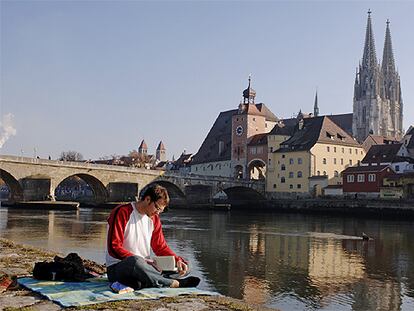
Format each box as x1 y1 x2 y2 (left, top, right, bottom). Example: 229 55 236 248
177 260 188 276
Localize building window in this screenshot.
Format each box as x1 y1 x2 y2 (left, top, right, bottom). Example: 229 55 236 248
281 177 286 183
282 154 285 158
317 170 320 176
297 184 302 189
268 158 272 165
334 147 337 153
349 159 353 165
327 146 330 152
273 184 277 188
297 171 302 177
218 141 224 155
281 164 286 171
341 158 344 165
289 172 294 178
334 170 339 177
323 158 327 164
355 148 358 154
342 148 344 153
253 117 256 121
368 174 376 182
349 148 352 154
334 158 337 165
323 171 327 176
395 165 400 172
298 158 302 164
289 158 294 165
347 175 355 182
290 184 293 189
357 174 365 182
269 147 274 152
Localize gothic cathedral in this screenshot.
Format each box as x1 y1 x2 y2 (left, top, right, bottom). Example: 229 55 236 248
353 11 403 142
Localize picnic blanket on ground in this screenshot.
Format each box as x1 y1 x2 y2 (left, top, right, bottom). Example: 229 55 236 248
18 277 219 307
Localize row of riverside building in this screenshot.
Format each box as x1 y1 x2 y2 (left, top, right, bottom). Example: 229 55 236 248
189 12 413 199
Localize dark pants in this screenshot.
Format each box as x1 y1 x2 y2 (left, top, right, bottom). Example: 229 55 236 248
107 256 174 289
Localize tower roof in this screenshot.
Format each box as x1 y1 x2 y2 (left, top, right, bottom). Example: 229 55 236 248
139 139 147 150
381 19 396 75
156 141 166 151
242 75 256 103
362 10 378 69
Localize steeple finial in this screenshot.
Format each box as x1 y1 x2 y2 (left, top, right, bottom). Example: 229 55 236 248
242 74 256 104
314 89 319 117
362 9 377 69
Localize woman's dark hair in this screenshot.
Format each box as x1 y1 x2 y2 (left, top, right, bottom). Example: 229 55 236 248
141 184 170 206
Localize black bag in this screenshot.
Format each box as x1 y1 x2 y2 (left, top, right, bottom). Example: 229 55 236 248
33 253 91 281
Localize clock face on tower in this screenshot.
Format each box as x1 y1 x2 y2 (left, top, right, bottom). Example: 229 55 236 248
235 125 244 136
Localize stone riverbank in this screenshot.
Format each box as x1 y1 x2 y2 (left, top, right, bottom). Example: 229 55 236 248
0 238 276 311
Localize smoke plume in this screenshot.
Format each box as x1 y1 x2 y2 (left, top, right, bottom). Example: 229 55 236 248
0 113 17 148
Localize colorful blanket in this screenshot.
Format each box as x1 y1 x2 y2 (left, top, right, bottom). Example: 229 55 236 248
18 277 219 307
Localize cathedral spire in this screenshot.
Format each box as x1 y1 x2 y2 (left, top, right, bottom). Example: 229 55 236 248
362 9 378 69
381 19 396 76
313 90 319 117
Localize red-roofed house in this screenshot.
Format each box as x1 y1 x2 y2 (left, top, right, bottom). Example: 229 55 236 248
342 165 395 197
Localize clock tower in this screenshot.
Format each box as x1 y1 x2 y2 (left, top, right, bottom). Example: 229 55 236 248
231 76 256 178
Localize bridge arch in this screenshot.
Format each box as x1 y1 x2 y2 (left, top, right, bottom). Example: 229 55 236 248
247 159 266 180
55 173 108 204
0 169 23 202
140 180 186 208
140 180 185 199
221 186 266 201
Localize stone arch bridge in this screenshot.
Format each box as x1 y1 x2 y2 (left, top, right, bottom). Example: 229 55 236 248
0 155 265 207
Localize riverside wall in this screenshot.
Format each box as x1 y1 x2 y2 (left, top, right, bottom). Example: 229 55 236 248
257 198 414 218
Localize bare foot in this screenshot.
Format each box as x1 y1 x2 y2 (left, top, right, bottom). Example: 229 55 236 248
170 280 179 288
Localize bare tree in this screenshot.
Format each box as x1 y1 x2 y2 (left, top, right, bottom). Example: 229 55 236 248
59 151 84 162
128 149 152 168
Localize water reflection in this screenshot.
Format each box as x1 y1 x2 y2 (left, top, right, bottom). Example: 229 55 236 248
0 207 413 310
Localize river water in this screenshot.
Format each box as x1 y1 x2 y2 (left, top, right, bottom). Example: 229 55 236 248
0 206 413 311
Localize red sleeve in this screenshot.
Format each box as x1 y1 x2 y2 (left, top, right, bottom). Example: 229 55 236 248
107 204 134 260
150 215 186 264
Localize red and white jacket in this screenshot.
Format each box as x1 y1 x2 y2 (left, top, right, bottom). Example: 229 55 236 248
105 203 183 267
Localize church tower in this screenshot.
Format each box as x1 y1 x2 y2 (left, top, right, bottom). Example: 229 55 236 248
353 11 403 142
138 139 148 155
380 19 403 139
156 141 166 162
313 90 319 117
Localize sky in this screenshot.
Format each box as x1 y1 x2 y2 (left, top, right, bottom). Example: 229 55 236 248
1 0 413 161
